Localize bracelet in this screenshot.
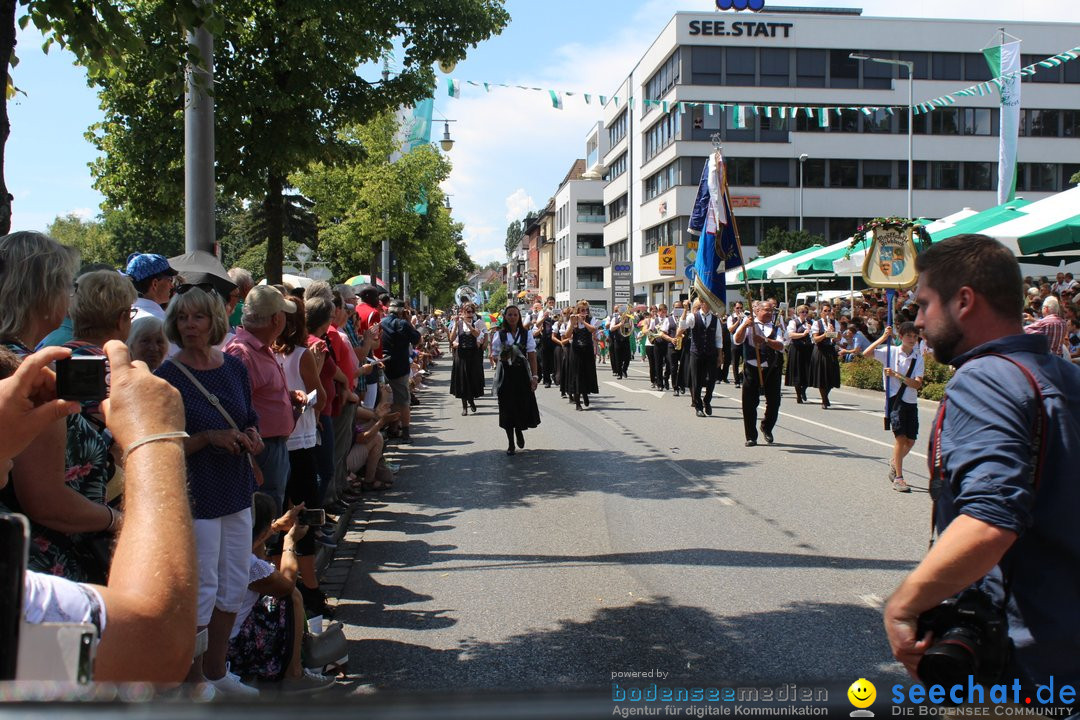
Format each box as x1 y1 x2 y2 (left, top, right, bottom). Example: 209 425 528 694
124 431 190 460
105 505 118 533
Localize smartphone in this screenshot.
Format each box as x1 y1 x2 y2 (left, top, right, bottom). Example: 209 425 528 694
55 356 107 402
0 513 28 680
298 509 326 527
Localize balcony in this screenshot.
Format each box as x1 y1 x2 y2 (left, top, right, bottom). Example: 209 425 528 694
576 281 605 289
576 247 606 257
576 214 606 223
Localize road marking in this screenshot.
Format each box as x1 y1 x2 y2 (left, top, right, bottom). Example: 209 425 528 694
857 593 884 609
604 381 664 398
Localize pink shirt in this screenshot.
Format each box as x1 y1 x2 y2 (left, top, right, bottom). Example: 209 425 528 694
225 327 294 438
1025 314 1069 358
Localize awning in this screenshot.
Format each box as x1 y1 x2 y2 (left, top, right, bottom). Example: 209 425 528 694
737 246 824 282
724 250 791 285
1017 214 1080 255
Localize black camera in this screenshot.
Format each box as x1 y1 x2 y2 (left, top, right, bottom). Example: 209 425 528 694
916 588 1011 689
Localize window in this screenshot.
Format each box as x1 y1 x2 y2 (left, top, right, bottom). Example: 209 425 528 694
834 109 859 133
930 108 960 135
726 47 755 86
1063 164 1080 188
759 112 790 142
576 235 605 256
643 218 683 255
962 162 994 191
1028 163 1057 191
610 240 629 262
931 53 961 81
644 49 681 113
795 109 825 133
1064 111 1080 138
931 161 960 190
961 108 992 136
644 161 678 201
862 160 892 189
864 109 892 134
759 158 789 187
691 46 723 85
723 106 754 142
1066 60 1080 84
643 109 681 162
760 49 790 87
830 218 860 243
898 161 929 190
1028 110 1060 137
829 49 858 89
577 202 604 223
687 156 707 186
689 104 722 136
727 156 754 186
801 158 825 188
898 52 929 80
606 194 628 223
1023 55 1060 84
557 203 569 231
861 56 895 90
796 49 826 88
963 53 991 81
829 159 858 188
605 152 627 181
607 111 628 147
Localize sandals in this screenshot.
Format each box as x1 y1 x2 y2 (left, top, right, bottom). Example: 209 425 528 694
892 476 911 493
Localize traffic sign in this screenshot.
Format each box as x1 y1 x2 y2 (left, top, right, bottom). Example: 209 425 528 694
658 245 676 276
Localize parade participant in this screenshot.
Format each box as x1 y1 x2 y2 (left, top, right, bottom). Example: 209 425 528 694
809 302 842 408
785 305 813 404
536 296 557 387
862 322 924 493
643 308 659 388
449 302 486 416
727 300 746 388
490 305 540 456
652 304 677 392
684 300 723 417
563 300 599 411
554 307 572 398
885 234 1080 693
718 305 733 384
669 300 687 397
733 300 786 446
608 305 631 379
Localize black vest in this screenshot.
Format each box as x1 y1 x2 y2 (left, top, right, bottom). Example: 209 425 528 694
540 312 555 338
690 312 718 358
743 322 781 366
458 321 477 350
498 328 528 365
791 320 811 347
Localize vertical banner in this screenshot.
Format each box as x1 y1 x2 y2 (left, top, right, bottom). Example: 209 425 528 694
401 98 435 214
983 41 1021 204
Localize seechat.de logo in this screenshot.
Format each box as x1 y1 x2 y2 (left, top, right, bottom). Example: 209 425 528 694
716 0 766 11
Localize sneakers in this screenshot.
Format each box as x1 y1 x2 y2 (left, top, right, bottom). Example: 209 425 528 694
279 668 335 695
892 476 911 493
383 461 400 473
208 664 260 696
888 461 897 482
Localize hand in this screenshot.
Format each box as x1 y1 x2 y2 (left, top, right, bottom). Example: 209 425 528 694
291 389 307 408
0 346 81 463
208 429 248 455
530 377 538 391
272 504 302 534
346 391 360 404
244 427 264 456
884 325 894 338
101 340 184 451
884 595 932 679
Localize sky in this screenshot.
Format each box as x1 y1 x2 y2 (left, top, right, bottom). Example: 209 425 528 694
7 0 1080 268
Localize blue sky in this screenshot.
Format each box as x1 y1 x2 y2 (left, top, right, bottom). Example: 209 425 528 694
7 0 1080 266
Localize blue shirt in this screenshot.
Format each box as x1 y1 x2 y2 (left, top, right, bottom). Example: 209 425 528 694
155 355 258 520
933 333 1080 687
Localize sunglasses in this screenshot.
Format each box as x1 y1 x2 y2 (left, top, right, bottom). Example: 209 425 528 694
175 282 217 295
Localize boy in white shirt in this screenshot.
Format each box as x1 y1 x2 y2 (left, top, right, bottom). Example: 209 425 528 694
863 322 925 493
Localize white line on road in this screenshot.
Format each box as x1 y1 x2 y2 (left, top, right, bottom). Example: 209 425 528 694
857 593 885 610
604 381 665 398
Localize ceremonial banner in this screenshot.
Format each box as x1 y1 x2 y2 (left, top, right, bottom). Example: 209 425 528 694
983 41 1021 204
690 151 745 312
861 225 919 290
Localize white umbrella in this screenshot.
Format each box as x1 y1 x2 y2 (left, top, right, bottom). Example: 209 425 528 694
259 273 314 289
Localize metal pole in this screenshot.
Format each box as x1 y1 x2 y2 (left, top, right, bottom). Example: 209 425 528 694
184 7 216 254
907 67 914 220
381 238 390 294
798 154 806 231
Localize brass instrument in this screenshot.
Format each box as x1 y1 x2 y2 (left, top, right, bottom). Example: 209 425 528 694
618 312 634 338
673 333 684 351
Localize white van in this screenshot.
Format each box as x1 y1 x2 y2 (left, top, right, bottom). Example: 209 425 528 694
795 290 864 307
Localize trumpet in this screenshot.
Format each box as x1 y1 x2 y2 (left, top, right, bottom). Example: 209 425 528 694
618 312 634 337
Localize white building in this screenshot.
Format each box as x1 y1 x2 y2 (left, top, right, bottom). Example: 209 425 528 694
553 149 609 316
599 7 1080 307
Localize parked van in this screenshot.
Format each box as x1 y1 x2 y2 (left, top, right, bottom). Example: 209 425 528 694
795 290 864 307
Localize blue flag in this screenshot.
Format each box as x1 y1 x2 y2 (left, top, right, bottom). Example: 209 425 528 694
690 153 744 313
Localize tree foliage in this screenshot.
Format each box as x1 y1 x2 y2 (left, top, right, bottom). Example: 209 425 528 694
87 0 509 284
756 227 825 258
48 207 183 269
484 284 507 313
504 219 523 257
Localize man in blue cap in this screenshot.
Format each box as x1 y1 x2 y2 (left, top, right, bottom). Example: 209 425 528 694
125 253 177 321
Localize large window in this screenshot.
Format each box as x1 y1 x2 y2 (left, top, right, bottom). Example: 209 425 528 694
644 49 680 111
963 53 992 81
605 152 627 181
1064 111 1080 138
759 113 790 142
607 111 628 147
726 47 755 86
931 161 960 190
899 161 929 190
576 268 604 289
930 108 960 135
931 53 961 81
643 218 683 255
643 109 681 162
691 46 723 85
829 49 859 89
1027 109 1060 137
644 161 678 201
864 109 892 133
1027 163 1058 191
577 202 605 223
609 240 629 262
760 48 790 87
961 108 992 136
796 49 826 88
861 55 895 90
862 160 892 189
606 194 628 224
723 106 754 142
829 159 858 188
759 158 789 187
801 158 825 188
962 162 994 191
576 235 605 256
727 156 754 186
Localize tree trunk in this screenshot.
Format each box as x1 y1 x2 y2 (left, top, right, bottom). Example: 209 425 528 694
264 175 285 285
0 0 17 235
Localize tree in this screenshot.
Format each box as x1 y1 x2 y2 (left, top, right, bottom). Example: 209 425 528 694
484 284 507 314
0 0 212 235
504 219 523 257
756 227 824 258
1070 169 1080 186
88 0 509 284
48 207 183 269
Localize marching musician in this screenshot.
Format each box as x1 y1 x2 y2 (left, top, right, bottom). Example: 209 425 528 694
449 303 486 416
669 300 687 397
785 304 813 404
643 307 658 389
608 305 631 380
533 296 557 388
809 301 842 409
651 304 677 392
563 301 599 411
684 299 724 418
733 300 787 446
554 307 573 399
727 300 746 389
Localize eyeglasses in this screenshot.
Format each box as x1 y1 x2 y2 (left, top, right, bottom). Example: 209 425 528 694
127 307 138 319
175 282 216 295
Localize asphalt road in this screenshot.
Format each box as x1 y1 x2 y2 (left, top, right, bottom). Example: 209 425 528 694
335 352 939 696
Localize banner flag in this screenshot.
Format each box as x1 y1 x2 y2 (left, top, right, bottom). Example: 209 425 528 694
690 152 745 312
549 90 563 109
984 40 1021 203
447 78 460 98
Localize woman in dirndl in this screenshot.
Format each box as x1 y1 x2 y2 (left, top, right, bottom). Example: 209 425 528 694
785 304 813 403
808 302 842 408
449 302 486 416
554 306 572 398
563 300 599 411
490 305 541 456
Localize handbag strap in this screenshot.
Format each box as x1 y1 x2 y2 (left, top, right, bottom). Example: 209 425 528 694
166 359 242 432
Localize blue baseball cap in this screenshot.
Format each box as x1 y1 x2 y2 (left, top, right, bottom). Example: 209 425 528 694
124 253 177 283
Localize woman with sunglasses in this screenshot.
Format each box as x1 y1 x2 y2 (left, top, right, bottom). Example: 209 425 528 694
489 305 540 455
563 300 599 411
449 302 486 416
785 304 813 404
554 306 572 398
809 302 842 409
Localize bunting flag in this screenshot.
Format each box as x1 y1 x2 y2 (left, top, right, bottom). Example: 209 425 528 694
984 40 1021 203
692 151 745 312
549 90 563 110
447 78 460 98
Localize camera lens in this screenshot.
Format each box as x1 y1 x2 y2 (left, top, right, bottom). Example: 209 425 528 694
917 629 982 689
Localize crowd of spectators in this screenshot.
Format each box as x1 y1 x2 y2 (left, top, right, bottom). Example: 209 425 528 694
2 230 442 695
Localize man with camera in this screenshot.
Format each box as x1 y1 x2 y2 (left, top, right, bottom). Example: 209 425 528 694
884 235 1080 693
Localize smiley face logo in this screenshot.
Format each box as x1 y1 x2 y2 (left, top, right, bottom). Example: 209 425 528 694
847 678 876 709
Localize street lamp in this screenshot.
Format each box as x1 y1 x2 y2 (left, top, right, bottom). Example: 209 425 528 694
798 153 808 232
850 53 915 219
439 119 457 151
444 194 452 212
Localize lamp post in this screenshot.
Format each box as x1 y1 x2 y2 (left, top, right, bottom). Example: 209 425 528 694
798 153 808 232
439 119 457 151
850 53 915 219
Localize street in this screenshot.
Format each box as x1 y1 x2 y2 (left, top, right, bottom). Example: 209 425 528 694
329 355 937 694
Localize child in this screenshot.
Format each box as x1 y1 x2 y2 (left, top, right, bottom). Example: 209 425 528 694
863 322 924 493
596 328 607 364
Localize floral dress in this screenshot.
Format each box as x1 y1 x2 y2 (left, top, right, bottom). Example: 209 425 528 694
0 340 112 582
